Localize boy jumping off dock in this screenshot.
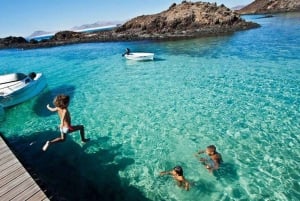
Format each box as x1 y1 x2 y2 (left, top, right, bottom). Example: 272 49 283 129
42 94 89 151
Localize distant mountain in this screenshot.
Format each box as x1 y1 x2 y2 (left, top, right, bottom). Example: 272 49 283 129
28 30 53 38
238 0 300 14
231 5 245 11
28 21 124 38
70 21 124 31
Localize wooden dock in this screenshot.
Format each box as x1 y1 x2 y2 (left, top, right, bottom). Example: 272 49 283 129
0 136 49 201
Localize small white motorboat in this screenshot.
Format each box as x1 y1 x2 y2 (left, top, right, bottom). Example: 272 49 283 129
0 72 47 108
125 52 154 61
122 48 154 61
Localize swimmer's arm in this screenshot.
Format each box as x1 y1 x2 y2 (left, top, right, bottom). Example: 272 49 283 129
194 149 205 158
197 149 205 154
47 104 57 112
159 170 171 176
206 160 219 171
184 180 190 191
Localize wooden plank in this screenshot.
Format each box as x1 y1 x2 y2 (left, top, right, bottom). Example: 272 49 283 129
0 156 18 172
0 171 29 196
0 148 12 159
27 190 49 201
0 140 7 149
0 136 49 201
0 146 12 159
1 173 50 201
0 166 26 188
0 144 9 154
0 163 22 180
10 182 41 201
0 152 16 166
0 177 33 200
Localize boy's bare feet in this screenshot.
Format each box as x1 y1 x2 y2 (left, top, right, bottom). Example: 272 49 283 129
81 138 90 143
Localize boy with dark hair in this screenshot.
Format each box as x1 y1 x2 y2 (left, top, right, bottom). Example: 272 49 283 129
42 94 89 151
160 165 190 191
196 145 223 172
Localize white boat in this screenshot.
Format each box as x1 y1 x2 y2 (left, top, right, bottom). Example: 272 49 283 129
0 72 47 108
124 52 154 61
122 48 154 61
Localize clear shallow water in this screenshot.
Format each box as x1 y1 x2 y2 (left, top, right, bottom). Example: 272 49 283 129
1 13 300 201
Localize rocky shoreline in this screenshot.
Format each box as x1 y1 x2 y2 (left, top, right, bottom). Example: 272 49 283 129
0 1 260 50
238 0 300 15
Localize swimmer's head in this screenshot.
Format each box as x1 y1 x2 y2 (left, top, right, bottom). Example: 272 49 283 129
206 145 217 155
173 166 183 176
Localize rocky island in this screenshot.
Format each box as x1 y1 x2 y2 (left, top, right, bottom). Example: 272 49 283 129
0 1 260 50
238 0 300 14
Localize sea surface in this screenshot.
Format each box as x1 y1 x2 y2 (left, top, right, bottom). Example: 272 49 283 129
0 13 299 201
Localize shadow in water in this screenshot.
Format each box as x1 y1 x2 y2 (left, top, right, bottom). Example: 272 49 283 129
4 131 150 201
153 57 166 61
192 178 217 194
213 162 239 182
0 106 5 122
33 85 76 117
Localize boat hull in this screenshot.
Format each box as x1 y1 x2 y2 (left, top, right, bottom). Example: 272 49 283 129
124 52 154 61
0 73 47 108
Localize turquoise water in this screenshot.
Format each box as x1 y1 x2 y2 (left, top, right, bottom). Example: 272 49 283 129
1 13 299 201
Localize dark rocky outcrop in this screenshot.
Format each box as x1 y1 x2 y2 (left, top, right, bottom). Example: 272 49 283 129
51 31 83 41
0 36 28 48
0 1 259 50
238 0 300 14
114 1 259 40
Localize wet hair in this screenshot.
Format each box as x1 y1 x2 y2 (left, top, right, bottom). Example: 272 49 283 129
53 94 70 109
207 145 216 153
173 166 183 176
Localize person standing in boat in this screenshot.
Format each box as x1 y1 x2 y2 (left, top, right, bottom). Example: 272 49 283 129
122 48 131 56
42 94 89 151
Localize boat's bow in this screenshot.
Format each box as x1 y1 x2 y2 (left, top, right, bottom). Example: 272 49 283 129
0 72 47 108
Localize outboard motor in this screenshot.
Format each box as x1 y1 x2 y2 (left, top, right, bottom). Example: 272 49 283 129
25 72 36 84
28 72 36 79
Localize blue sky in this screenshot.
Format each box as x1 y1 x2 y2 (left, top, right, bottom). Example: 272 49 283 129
0 0 253 38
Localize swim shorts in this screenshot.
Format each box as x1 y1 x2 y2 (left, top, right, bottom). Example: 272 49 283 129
60 126 74 134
